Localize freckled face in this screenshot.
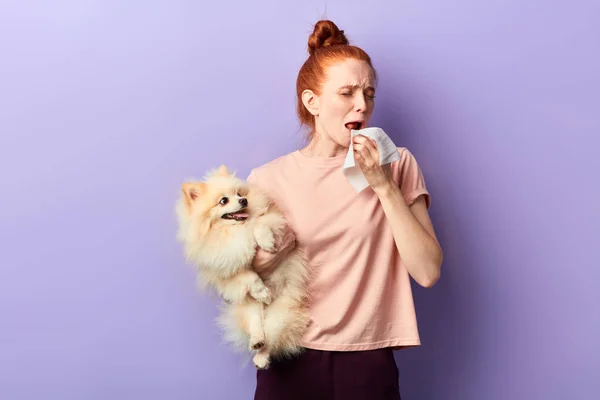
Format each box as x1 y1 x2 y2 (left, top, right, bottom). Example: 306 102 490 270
314 58 376 148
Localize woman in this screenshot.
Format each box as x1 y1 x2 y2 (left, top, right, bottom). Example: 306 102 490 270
248 20 443 400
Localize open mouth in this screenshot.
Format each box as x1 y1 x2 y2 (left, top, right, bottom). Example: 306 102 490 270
345 121 364 130
221 209 249 221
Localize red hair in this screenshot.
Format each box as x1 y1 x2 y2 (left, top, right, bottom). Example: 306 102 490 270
296 20 377 134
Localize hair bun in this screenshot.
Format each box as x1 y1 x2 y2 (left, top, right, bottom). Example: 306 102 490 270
307 20 349 55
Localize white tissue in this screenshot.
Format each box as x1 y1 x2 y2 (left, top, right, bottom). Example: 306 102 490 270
342 127 401 192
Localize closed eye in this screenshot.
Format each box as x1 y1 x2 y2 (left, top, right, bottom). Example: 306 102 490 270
339 86 376 100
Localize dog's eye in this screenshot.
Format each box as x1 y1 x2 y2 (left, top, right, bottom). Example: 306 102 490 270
219 197 229 205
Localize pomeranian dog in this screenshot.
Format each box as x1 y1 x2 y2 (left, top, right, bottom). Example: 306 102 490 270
175 165 310 369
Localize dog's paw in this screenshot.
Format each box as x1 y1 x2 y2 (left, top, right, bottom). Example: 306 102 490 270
249 337 265 351
249 329 265 350
259 238 276 253
254 227 276 253
253 351 270 370
249 282 272 305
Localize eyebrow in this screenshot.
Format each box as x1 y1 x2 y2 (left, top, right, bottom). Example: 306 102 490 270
339 84 375 91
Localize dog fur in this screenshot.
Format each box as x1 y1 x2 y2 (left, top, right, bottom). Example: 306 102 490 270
175 165 310 369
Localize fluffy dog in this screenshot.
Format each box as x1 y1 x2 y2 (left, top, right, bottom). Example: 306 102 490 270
175 165 309 369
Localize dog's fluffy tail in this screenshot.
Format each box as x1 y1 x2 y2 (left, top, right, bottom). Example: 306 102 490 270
215 303 252 354
263 248 311 358
216 248 311 361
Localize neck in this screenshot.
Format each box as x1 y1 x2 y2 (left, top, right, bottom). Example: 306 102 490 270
301 132 347 158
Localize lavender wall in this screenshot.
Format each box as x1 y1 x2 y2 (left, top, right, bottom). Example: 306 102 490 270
1 1 598 399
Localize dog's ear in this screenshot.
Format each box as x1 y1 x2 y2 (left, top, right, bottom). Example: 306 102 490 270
216 165 231 177
182 182 206 211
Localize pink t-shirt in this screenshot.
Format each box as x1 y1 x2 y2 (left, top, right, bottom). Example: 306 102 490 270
247 147 430 351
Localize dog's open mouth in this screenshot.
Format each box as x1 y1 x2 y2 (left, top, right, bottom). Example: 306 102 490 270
221 210 249 221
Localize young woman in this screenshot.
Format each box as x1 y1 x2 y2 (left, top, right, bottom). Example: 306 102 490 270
248 20 443 400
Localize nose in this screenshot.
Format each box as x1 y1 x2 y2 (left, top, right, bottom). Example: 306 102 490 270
355 93 367 113
239 198 248 207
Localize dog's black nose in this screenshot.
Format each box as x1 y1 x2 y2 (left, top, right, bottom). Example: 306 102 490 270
239 198 248 207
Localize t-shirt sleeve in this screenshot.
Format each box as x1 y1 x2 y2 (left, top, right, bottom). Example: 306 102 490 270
247 168 267 193
397 148 431 208
246 167 284 210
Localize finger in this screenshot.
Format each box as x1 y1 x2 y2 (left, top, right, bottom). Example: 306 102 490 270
354 135 376 155
361 136 379 160
354 147 373 169
367 137 378 149
353 143 366 157
353 147 366 164
352 135 369 147
355 135 378 165
353 142 369 153
252 248 275 270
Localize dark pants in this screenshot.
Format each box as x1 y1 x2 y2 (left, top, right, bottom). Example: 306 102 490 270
254 348 401 400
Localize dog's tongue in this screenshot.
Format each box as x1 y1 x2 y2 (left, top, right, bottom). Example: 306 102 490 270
232 212 249 218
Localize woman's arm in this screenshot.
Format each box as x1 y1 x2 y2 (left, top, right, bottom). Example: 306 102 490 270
375 183 442 287
352 136 443 288
251 225 296 272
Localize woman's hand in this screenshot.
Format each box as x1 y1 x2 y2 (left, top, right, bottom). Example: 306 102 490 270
251 223 297 273
352 135 394 192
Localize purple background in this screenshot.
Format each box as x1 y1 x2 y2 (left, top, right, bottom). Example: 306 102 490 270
1 1 598 399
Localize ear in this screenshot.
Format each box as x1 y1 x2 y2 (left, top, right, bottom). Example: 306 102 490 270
301 89 319 116
181 182 206 211
216 165 232 177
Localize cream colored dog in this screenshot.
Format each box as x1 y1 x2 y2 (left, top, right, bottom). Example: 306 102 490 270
175 165 309 369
